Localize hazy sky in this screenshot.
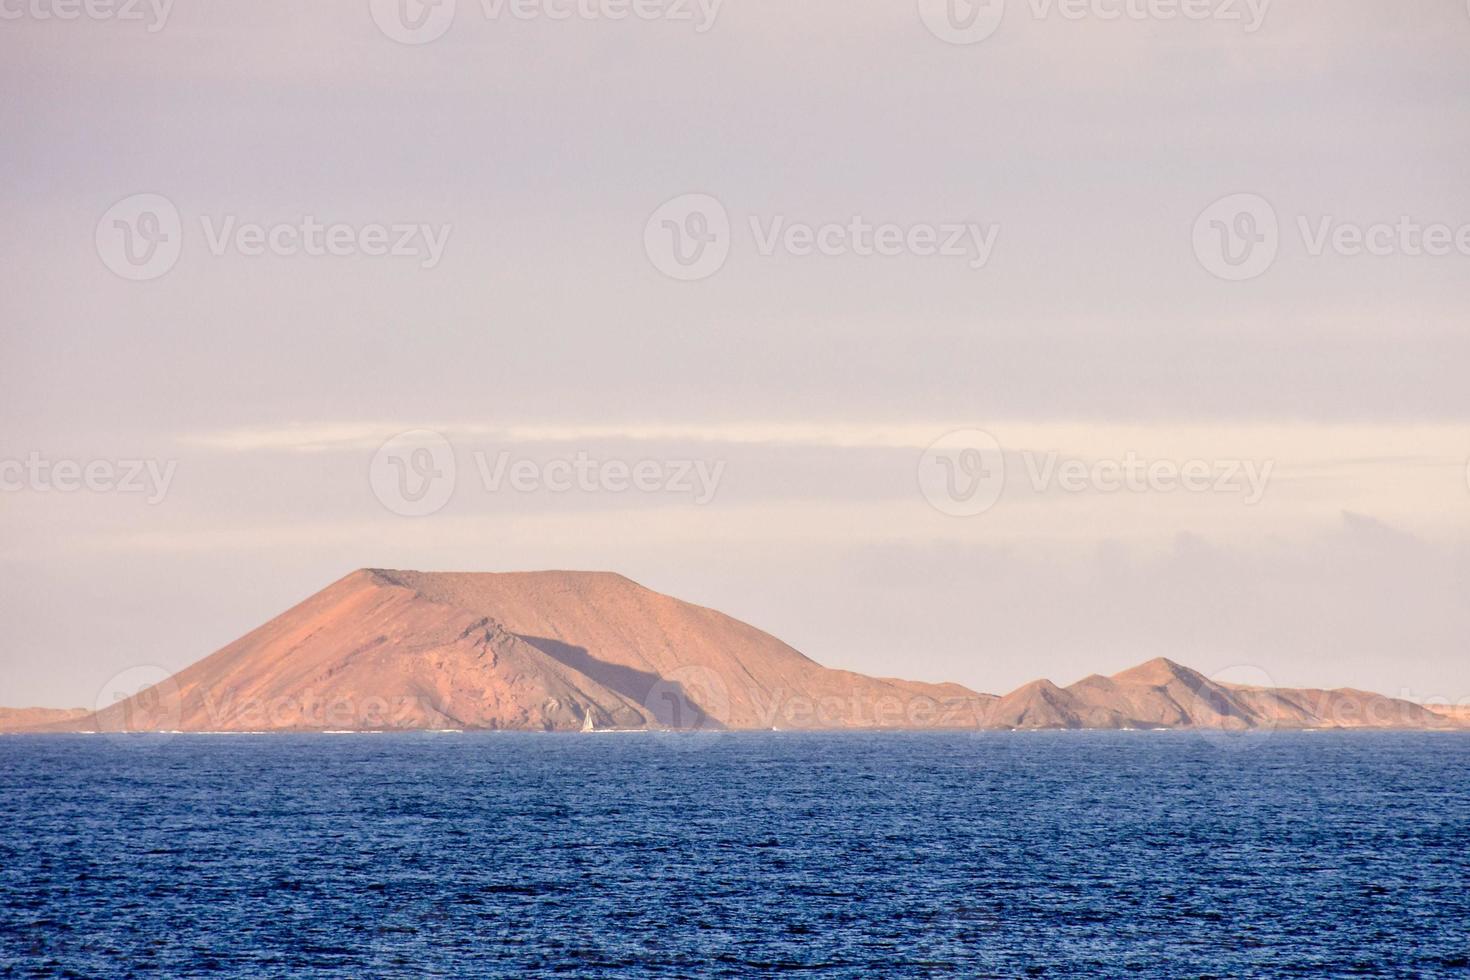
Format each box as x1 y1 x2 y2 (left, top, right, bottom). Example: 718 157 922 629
2 0 1468 709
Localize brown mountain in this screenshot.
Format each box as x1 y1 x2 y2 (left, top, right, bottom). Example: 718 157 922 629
21 569 991 733
998 658 1455 731
983 679 1127 730
2 570 1463 733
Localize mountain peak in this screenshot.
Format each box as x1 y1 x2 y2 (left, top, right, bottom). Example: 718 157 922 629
365 568 644 591
1112 657 1197 686
40 569 985 733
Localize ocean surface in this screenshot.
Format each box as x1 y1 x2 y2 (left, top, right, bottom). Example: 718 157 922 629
1 732 1467 978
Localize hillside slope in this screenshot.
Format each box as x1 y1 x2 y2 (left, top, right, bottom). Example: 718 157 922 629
42 570 992 732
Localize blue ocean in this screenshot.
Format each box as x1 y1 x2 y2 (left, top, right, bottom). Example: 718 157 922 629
2 732 1467 978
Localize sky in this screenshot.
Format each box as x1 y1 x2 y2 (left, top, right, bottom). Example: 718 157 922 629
2 0 1469 709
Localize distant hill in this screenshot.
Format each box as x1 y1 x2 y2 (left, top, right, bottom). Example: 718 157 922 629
989 657 1455 731
1426 704 1470 725
0 708 90 731
2 570 1462 733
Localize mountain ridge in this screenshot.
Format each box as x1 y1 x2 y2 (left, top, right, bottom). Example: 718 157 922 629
3 570 1464 733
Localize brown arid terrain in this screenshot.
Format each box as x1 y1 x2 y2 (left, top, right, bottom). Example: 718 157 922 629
1425 704 1470 725
2 569 1466 734
988 657 1457 731
0 707 90 731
